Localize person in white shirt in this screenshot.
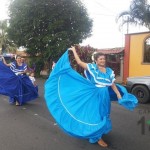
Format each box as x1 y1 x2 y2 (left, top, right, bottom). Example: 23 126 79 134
29 72 36 86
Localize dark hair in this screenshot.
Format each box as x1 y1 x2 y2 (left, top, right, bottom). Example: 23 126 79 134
15 55 22 68
93 52 105 61
15 55 21 59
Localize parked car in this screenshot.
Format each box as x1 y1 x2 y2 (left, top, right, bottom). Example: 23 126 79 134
0 53 15 63
126 76 150 104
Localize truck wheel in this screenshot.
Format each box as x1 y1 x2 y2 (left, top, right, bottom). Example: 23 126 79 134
131 85 150 104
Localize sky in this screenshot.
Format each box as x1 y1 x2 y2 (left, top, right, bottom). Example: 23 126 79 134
81 0 149 48
0 0 9 20
0 0 149 49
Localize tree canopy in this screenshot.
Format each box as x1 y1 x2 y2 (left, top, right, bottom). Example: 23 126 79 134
8 0 93 61
0 19 17 54
116 0 150 30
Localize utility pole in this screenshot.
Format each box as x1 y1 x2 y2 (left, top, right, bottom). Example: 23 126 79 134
126 16 129 34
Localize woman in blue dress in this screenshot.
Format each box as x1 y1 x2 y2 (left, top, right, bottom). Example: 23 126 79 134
69 46 123 147
4 55 27 75
44 46 138 148
1 55 38 106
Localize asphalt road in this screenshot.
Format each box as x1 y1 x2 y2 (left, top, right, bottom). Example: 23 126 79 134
0 78 150 150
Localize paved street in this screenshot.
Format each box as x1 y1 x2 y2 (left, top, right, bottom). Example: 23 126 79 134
0 78 150 150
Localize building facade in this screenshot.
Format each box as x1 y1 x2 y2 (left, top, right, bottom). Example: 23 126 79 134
123 31 150 83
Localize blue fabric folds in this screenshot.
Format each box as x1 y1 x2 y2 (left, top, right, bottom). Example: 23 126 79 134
44 50 138 143
108 84 138 111
0 61 38 105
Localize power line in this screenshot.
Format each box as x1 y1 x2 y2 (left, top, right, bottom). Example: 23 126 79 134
92 0 116 14
81 0 117 17
90 13 115 17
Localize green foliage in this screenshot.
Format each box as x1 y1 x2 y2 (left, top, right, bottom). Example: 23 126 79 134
28 56 44 76
116 0 150 30
69 45 95 76
0 19 17 53
8 0 93 62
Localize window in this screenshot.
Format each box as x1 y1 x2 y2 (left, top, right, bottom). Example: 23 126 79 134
143 37 150 63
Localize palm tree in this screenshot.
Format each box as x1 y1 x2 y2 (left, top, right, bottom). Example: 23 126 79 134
0 19 17 54
116 0 150 31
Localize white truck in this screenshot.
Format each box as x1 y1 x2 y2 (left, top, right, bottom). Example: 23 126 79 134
126 76 150 104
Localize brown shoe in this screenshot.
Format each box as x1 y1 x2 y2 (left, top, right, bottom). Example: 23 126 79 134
98 139 108 147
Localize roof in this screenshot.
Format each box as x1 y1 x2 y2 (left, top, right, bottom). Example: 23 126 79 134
96 47 124 54
125 31 150 36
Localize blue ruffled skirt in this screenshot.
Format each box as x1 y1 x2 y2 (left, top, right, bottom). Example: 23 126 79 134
44 50 138 143
0 61 38 105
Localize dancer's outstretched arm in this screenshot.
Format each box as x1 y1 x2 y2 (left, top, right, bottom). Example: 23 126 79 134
111 83 122 99
69 46 87 70
2 57 11 67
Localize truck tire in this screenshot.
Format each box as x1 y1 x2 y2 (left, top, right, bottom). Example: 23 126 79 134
131 85 150 104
